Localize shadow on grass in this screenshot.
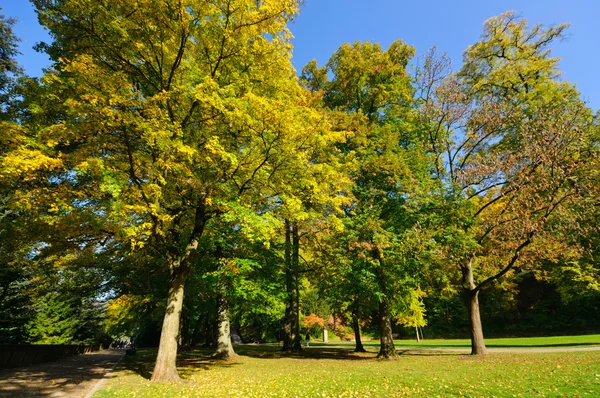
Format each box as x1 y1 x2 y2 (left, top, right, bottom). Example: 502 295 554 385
395 349 468 357
123 343 392 380
235 344 375 361
126 338 599 381
116 348 229 380
0 350 124 398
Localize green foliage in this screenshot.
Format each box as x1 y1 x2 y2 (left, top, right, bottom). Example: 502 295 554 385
106 294 160 339
0 8 33 345
395 287 427 328
302 40 432 341
300 282 331 321
0 273 33 344
0 4 598 376
414 11 599 353
26 293 78 344
26 292 106 345
0 8 22 120
459 11 567 98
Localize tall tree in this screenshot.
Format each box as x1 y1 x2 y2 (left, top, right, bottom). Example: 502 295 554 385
417 12 599 354
0 8 21 121
11 0 307 381
0 9 35 344
302 40 431 358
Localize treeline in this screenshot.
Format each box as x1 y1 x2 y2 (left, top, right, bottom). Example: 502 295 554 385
0 1 599 382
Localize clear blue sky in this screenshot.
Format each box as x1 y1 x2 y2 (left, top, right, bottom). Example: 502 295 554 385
2 0 599 110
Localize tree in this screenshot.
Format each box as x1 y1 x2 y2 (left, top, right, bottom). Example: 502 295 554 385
395 287 427 342
0 9 36 344
281 220 303 351
16 0 308 381
0 8 21 121
260 86 350 352
417 12 599 354
302 40 432 358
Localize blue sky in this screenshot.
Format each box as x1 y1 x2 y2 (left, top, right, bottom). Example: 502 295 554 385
2 0 599 110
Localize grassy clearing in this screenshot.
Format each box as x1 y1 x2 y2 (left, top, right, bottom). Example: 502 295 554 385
95 342 600 397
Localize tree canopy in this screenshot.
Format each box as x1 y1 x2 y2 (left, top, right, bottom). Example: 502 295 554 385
0 4 598 381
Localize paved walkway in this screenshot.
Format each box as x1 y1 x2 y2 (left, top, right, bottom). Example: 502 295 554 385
312 343 600 354
0 349 124 398
395 345 600 353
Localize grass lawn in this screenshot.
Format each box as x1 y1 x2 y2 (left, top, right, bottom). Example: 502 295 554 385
94 337 600 397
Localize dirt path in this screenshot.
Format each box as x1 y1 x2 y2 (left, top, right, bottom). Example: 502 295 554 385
0 349 124 398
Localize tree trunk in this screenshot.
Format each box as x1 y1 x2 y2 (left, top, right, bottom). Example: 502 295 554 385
213 244 236 359
461 258 487 355
151 265 189 382
352 303 366 352
151 208 206 381
415 327 420 342
374 253 397 359
419 327 424 341
179 309 189 350
282 306 292 349
377 296 397 358
213 293 236 359
282 220 294 351
282 221 302 352
291 222 303 351
465 289 487 355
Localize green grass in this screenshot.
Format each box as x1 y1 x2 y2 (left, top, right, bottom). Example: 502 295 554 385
94 338 600 397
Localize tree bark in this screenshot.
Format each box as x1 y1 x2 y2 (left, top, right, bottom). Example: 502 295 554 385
461 258 487 355
291 223 303 351
151 208 206 381
374 253 397 359
213 293 236 359
465 289 487 355
281 306 292 349
377 296 397 358
352 302 366 352
282 219 294 351
212 244 236 359
179 309 189 349
281 221 302 352
151 265 189 382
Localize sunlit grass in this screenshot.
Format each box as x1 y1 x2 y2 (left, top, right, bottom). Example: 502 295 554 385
94 338 600 397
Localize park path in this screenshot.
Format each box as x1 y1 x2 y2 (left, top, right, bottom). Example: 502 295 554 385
316 343 600 354
0 349 124 398
395 345 600 353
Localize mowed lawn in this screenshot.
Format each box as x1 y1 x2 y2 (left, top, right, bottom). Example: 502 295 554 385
95 336 600 397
